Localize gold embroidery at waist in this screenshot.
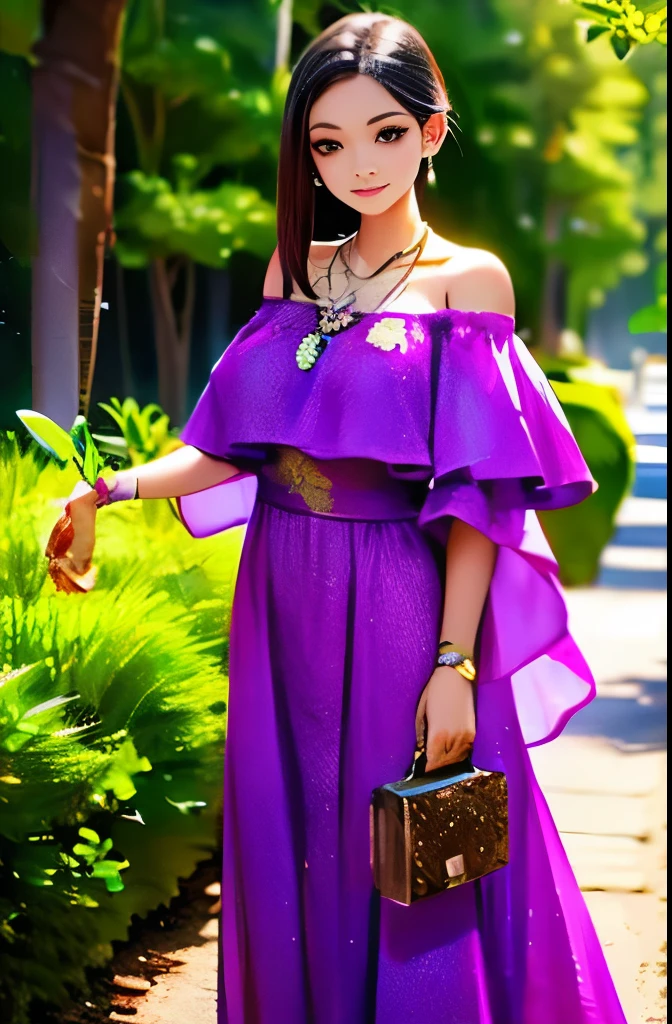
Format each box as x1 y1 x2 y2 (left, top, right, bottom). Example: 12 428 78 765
266 446 335 514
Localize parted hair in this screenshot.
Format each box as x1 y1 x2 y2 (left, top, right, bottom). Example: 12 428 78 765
277 13 450 299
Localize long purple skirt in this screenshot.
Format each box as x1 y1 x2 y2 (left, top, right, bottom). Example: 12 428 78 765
218 467 627 1024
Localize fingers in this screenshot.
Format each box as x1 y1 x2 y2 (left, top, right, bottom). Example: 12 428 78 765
414 689 429 748
425 729 474 771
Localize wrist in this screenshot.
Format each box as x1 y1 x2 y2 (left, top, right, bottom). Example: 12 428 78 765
94 470 138 506
434 642 477 682
112 470 139 500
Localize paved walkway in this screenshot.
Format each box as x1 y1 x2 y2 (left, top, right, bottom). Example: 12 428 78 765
117 382 668 1024
531 386 668 1024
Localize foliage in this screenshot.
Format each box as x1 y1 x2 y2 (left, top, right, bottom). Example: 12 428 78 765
114 173 276 270
575 0 667 60
0 428 242 1024
16 409 110 488
96 397 184 465
534 360 637 585
0 0 40 60
629 257 667 331
116 0 282 262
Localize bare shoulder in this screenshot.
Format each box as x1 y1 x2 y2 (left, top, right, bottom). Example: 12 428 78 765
445 247 515 318
263 246 283 298
426 234 515 318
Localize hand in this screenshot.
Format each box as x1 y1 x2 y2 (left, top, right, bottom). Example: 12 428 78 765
414 667 476 772
65 489 99 575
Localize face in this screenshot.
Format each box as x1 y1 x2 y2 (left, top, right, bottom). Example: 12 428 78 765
308 74 444 216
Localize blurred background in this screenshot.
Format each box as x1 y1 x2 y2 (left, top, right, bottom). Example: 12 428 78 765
0 2 666 1023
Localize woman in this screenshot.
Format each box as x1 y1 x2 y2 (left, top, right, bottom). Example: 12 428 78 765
65 14 627 1024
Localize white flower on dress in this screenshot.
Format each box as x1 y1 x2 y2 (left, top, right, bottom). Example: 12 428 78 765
365 317 408 353
411 321 425 345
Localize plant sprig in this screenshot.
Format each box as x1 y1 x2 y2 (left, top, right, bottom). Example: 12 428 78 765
576 1 667 59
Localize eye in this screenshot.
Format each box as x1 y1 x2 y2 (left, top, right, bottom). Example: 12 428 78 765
311 138 343 155
375 126 409 144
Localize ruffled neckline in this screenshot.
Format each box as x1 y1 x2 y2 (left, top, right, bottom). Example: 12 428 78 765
260 296 516 329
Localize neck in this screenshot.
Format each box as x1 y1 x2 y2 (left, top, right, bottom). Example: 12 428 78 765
353 187 425 270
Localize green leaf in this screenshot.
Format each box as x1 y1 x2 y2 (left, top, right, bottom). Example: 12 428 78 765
577 2 623 21
637 1 668 14
78 827 100 845
125 409 146 449
587 24 611 42
15 410 79 467
91 858 129 878
70 416 103 484
629 303 668 332
100 739 152 801
72 843 98 864
91 433 129 459
610 33 633 59
91 858 129 892
98 402 126 432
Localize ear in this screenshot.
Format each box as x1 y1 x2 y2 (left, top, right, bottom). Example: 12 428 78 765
421 111 448 158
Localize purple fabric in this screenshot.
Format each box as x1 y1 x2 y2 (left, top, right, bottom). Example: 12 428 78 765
179 300 625 1024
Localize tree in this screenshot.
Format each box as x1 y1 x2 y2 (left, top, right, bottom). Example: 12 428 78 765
3 0 126 429
113 0 280 423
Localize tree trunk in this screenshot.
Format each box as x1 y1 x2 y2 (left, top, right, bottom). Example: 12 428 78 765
206 267 231 368
116 259 135 398
275 0 293 70
31 0 126 427
149 256 195 425
539 200 567 356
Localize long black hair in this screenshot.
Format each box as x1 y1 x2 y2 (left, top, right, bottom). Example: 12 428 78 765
277 13 450 299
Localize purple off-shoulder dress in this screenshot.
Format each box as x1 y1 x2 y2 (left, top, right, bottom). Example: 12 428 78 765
178 299 626 1024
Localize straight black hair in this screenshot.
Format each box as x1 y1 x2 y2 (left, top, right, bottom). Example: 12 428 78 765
277 13 450 299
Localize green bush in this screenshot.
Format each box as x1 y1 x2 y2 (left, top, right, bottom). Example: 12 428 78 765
0 430 242 1024
533 358 637 585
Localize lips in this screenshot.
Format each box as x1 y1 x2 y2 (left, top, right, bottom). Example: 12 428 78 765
350 184 389 197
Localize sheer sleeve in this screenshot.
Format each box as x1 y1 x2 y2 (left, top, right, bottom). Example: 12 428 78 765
418 311 597 747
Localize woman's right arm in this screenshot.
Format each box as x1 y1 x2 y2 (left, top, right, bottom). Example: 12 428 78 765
64 446 241 575
70 444 242 509
124 444 241 500
63 246 282 573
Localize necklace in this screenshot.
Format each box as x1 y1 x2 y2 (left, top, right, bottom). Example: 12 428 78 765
296 224 429 371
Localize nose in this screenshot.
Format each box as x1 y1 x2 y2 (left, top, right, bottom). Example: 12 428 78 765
354 165 378 179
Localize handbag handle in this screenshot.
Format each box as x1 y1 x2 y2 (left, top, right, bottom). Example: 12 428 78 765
409 672 476 781
407 741 475 782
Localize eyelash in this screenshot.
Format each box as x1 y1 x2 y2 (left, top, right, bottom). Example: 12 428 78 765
310 125 409 155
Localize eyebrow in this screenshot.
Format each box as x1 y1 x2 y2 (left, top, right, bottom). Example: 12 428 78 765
366 111 410 125
309 111 410 131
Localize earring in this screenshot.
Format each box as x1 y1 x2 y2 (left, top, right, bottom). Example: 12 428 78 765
427 154 436 187
313 174 323 187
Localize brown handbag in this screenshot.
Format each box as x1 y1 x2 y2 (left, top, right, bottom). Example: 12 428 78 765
370 746 509 905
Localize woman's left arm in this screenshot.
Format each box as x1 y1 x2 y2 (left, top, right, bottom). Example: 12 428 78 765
416 521 497 770
416 248 515 771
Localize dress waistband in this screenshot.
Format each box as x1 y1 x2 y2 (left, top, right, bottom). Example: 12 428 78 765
256 448 424 522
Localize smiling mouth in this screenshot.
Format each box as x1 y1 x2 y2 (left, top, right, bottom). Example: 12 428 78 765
351 184 389 197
